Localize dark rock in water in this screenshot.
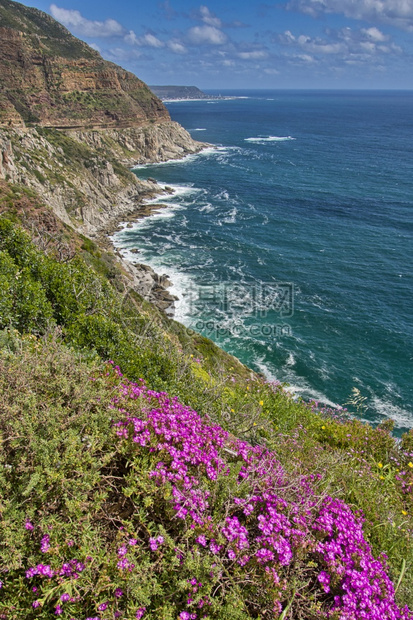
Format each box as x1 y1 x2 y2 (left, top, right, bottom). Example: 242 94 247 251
130 248 140 254
135 263 155 274
147 178 158 184
159 275 172 288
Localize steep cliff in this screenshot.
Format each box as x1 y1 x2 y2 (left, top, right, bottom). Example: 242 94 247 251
0 123 204 235
0 0 207 236
0 0 168 128
0 0 207 315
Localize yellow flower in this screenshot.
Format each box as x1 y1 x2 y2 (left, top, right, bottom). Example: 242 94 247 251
402 510 408 516
253 423 257 426
231 409 235 413
321 426 326 430
378 463 383 468
408 462 413 468
259 400 264 406
247 386 250 390
380 476 385 480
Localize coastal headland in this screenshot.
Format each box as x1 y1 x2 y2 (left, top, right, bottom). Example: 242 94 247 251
1 1 413 617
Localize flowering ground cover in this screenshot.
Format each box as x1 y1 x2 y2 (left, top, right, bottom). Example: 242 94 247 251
0 340 412 619
0 213 413 618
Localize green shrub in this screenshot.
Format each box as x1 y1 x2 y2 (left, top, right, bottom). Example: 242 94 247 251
0 216 412 611
0 250 53 333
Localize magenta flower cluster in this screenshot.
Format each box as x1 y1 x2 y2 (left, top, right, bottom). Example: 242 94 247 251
112 377 413 620
6 367 411 619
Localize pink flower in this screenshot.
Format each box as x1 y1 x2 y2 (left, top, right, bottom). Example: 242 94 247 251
40 535 50 553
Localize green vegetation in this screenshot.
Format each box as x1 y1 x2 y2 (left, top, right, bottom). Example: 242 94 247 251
0 195 412 618
0 0 97 60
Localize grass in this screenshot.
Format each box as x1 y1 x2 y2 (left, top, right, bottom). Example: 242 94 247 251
0 333 412 619
0 193 412 617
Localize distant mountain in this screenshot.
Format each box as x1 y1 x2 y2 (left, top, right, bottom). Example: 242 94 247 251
149 85 215 101
0 0 168 128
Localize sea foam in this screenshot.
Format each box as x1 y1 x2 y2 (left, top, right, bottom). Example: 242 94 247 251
244 136 295 143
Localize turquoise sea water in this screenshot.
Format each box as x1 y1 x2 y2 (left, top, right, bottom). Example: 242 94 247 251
114 90 413 432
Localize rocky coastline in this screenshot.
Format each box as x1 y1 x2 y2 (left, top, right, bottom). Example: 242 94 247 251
0 124 209 316
96 187 183 317
0 0 212 318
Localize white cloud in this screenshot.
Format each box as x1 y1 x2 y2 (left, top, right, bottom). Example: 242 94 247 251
292 53 316 62
50 4 124 37
238 50 269 59
188 25 227 45
361 27 389 42
124 30 139 45
279 26 402 58
107 47 142 61
140 33 164 48
125 31 164 47
280 31 343 53
286 0 413 31
167 40 188 54
199 5 222 28
282 30 296 44
264 67 280 74
298 34 343 53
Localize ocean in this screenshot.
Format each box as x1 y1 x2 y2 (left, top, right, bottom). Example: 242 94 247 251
113 90 413 433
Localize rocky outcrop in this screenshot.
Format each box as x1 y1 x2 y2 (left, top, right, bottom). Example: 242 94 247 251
0 123 207 315
0 123 206 233
69 121 209 166
117 261 178 316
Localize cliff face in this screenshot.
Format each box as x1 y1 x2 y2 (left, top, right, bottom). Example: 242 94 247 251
69 121 208 166
0 0 207 237
0 0 168 128
0 123 205 235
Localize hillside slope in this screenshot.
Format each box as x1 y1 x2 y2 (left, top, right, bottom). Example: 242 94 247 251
0 0 206 239
1 4 412 615
0 187 412 617
0 0 168 128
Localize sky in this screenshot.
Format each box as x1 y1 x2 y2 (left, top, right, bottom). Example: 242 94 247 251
21 0 413 89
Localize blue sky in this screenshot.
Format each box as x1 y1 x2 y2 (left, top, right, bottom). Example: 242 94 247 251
23 0 413 89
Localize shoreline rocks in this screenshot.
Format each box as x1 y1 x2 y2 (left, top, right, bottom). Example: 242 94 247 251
0 123 210 317
97 196 183 317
